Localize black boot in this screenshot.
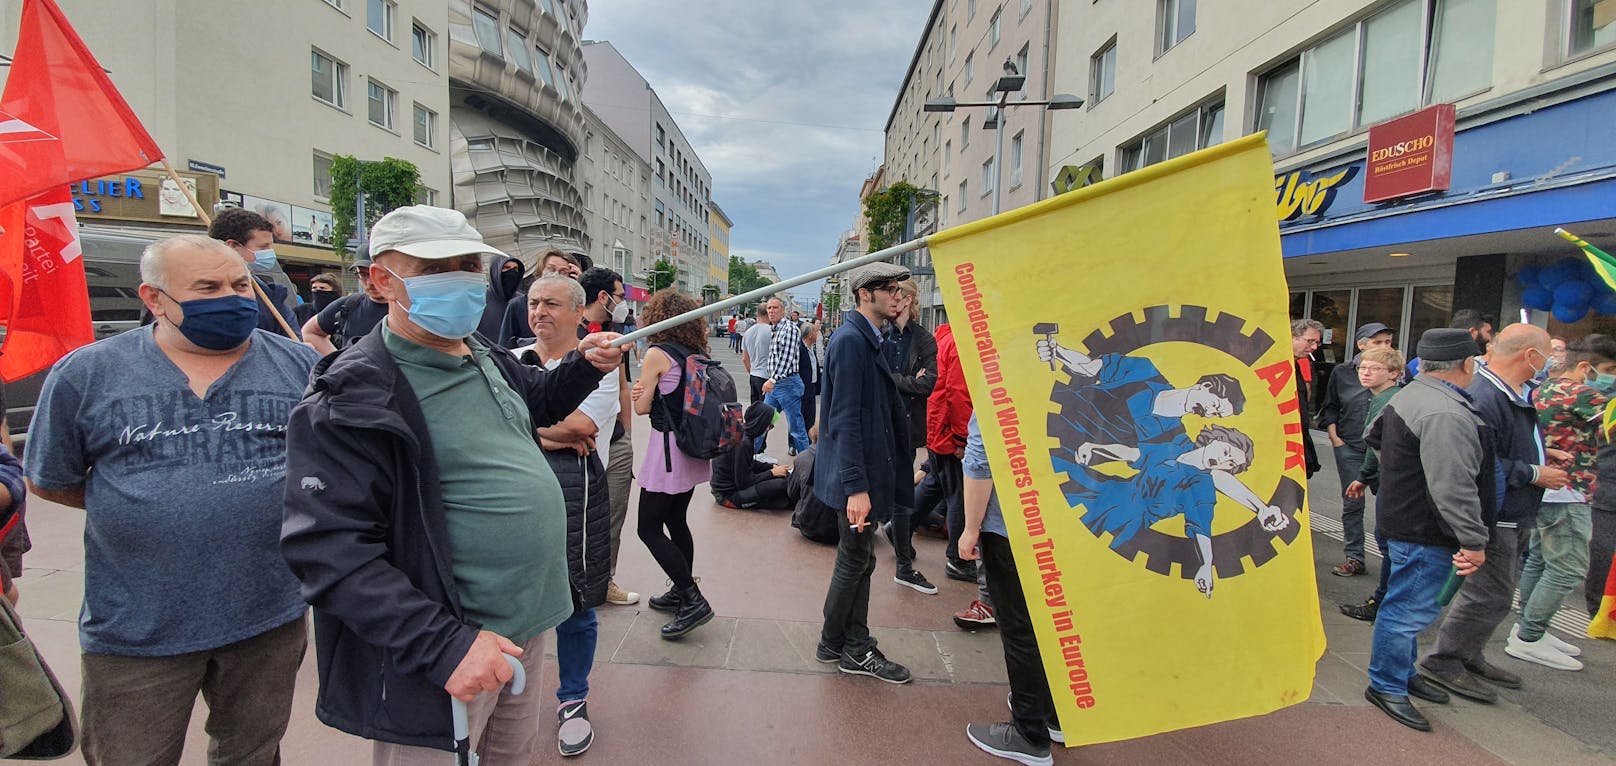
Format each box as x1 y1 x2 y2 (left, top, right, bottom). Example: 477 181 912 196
648 587 682 613
659 583 713 640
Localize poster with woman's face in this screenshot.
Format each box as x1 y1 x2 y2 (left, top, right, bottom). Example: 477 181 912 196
241 194 294 243
158 177 198 218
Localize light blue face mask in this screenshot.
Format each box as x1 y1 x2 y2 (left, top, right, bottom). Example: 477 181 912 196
249 248 279 272
1590 371 1616 394
385 267 487 339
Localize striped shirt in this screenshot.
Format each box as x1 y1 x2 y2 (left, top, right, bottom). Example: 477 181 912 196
766 319 802 379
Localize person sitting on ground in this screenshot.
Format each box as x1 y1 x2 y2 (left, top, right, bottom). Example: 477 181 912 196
712 401 792 510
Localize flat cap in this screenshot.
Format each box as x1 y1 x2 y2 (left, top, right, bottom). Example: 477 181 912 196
1355 322 1393 341
849 262 911 292
1417 328 1480 362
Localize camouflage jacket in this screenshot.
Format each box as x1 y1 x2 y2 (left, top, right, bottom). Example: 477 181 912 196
1536 377 1609 497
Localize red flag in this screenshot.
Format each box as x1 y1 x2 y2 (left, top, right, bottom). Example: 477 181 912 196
815 302 824 322
0 187 93 381
0 0 163 207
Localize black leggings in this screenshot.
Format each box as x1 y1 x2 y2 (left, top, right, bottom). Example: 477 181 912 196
638 489 696 588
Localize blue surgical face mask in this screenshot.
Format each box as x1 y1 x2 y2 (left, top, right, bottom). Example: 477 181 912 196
384 266 486 339
249 248 278 272
162 292 260 350
1590 371 1616 394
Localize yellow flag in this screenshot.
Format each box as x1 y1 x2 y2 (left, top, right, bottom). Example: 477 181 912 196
929 134 1325 745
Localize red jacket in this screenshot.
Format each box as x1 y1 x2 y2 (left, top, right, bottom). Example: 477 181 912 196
926 324 972 454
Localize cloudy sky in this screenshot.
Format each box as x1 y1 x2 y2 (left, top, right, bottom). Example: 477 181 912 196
584 1 935 305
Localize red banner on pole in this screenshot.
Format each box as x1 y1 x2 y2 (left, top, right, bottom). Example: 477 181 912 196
0 187 94 382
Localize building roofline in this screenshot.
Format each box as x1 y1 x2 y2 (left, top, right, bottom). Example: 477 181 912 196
709 201 734 226
884 0 945 135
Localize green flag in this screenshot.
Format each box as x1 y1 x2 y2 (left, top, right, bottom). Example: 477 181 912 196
1558 228 1616 293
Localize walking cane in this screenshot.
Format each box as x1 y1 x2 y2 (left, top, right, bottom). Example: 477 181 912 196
451 655 526 766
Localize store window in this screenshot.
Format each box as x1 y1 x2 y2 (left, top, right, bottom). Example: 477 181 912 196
1309 289 1352 365
1158 0 1197 54
1354 287 1406 343
472 7 502 57
1091 39 1117 104
1570 0 1616 56
1256 0 1496 157
1407 285 1455 352
1119 99 1223 173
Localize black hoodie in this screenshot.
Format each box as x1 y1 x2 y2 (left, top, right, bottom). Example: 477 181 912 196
711 401 777 498
477 254 525 343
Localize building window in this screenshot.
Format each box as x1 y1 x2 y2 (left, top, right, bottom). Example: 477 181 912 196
968 0 977 21
1119 99 1223 173
468 137 494 152
472 6 502 57
950 25 957 62
412 103 436 148
313 151 334 198
957 181 968 211
1157 0 1196 54
1091 39 1116 104
1016 44 1030 98
506 27 532 73
323 0 343 9
415 187 437 206
656 124 666 147
989 10 1001 48
1570 0 1616 56
311 49 347 108
411 22 435 69
943 139 951 177
964 51 974 85
1020 0 1033 16
1255 0 1494 157
932 121 940 146
554 62 573 101
532 47 555 86
367 79 396 131
367 0 394 41
961 116 970 147
1010 131 1024 187
981 157 994 196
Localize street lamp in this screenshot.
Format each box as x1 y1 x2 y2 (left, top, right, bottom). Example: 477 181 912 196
923 58 1083 215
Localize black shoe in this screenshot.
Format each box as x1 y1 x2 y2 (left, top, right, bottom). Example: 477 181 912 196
1339 598 1379 622
838 648 912 684
659 584 713 640
1417 669 1497 704
944 559 977 582
814 642 842 663
1406 675 1450 704
556 699 593 756
1363 688 1431 732
895 568 939 594
648 587 682 613
1464 658 1522 689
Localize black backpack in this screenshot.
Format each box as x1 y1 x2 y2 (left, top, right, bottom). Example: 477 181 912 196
650 343 745 470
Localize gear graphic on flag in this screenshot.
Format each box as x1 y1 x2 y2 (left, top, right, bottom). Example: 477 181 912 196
1046 304 1304 581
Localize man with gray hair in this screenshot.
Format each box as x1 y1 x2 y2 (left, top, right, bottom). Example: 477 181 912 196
25 234 319 764
1292 319 1326 477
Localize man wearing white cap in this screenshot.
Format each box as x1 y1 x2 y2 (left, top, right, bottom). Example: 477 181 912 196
281 206 624 762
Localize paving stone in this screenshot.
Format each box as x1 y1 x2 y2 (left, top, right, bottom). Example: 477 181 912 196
1311 652 1371 707
932 628 1010 684
611 613 736 669
865 627 951 682
725 617 832 674
14 567 83 621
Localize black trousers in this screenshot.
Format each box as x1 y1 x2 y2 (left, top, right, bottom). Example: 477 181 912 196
725 477 791 510
981 531 1056 746
820 516 878 657
638 489 697 589
903 452 963 564
749 375 767 405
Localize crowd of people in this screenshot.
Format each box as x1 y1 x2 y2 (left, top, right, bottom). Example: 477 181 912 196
1 200 1612 764
1287 311 1614 734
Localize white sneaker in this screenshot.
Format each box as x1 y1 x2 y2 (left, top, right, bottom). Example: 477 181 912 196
1505 630 1583 671
1512 623 1581 657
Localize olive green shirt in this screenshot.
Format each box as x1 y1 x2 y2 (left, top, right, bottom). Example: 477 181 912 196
384 322 571 643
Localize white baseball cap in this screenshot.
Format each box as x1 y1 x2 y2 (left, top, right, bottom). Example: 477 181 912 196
368 205 510 261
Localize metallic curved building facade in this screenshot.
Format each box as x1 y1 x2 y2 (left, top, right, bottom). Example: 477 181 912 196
447 0 590 265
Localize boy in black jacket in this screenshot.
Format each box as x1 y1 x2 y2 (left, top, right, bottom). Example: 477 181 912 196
713 402 792 510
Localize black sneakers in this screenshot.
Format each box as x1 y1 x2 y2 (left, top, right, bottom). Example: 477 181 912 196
965 722 1053 766
556 699 593 756
838 648 913 684
814 642 842 663
1339 597 1379 622
895 568 939 594
945 559 978 583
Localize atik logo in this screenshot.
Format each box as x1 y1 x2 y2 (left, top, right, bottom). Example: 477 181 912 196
0 109 56 144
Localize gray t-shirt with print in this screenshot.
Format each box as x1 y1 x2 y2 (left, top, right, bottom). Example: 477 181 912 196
25 327 318 656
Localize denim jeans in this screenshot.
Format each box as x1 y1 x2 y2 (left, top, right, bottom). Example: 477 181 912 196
1517 502 1593 641
762 374 810 453
555 607 598 703
1368 541 1454 696
820 518 879 657
1333 444 1368 560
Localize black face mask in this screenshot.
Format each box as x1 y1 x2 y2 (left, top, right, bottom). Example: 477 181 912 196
313 291 339 311
500 268 522 295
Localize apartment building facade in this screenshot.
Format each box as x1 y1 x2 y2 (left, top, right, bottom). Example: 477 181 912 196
1051 0 1616 364
578 103 653 298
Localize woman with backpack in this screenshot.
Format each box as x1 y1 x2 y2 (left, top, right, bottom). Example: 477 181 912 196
631 290 716 640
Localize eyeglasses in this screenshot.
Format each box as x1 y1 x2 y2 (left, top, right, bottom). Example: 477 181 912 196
872 284 903 296
1359 364 1392 374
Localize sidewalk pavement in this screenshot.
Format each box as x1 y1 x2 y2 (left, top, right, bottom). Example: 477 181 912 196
11 342 1614 764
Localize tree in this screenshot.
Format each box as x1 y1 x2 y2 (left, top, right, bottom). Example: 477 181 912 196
330 155 423 259
862 181 937 252
728 255 772 296
648 258 677 292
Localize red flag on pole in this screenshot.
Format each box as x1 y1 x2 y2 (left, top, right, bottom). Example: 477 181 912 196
0 0 162 379
0 0 163 207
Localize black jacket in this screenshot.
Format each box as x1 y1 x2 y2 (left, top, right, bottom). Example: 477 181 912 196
1318 357 1373 449
712 401 776 499
1468 362 1547 525
888 320 936 451
478 255 525 342
280 329 604 750
497 293 532 350
542 448 611 610
1368 376 1497 550
1296 360 1320 477
812 311 909 520
1592 438 1616 513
